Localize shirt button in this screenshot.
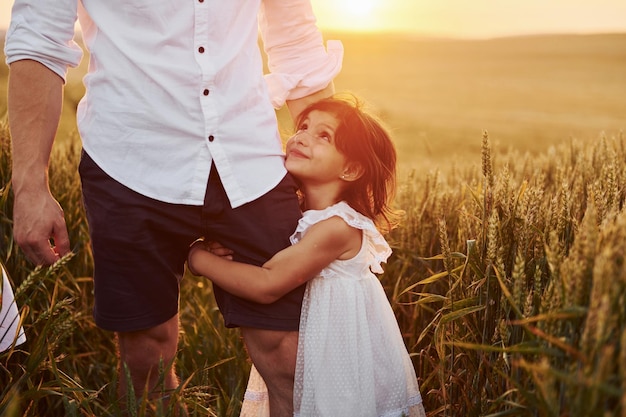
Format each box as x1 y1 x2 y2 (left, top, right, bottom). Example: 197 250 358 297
198 46 205 53
203 89 209 96
208 135 214 142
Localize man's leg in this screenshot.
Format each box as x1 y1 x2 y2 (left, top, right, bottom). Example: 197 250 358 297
79 152 201 414
201 167 303 415
240 327 298 417
117 314 184 413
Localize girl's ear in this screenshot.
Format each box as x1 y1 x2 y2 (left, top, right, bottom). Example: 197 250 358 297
340 162 364 182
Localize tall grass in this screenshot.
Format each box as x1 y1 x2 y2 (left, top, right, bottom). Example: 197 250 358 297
2 115 626 416
0 120 250 416
387 130 626 416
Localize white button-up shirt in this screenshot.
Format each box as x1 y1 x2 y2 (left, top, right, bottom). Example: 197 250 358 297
4 0 343 207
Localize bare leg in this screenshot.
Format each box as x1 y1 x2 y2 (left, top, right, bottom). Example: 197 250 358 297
117 314 186 415
240 327 298 417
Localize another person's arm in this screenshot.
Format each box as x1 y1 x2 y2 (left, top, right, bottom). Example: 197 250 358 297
8 60 71 265
286 82 335 123
188 217 360 304
259 0 343 119
5 1 82 265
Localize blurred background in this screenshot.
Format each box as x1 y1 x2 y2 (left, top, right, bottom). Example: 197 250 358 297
1 1 625 174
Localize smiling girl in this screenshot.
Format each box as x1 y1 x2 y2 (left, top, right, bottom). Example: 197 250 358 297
189 95 425 417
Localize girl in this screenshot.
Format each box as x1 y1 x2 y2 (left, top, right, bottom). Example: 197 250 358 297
188 96 426 417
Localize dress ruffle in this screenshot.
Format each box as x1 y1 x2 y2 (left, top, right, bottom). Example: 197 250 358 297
290 201 392 274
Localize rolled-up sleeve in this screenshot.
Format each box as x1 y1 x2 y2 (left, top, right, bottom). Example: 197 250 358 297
4 0 83 82
259 0 344 108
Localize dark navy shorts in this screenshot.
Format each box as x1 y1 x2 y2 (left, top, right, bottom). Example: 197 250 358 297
79 151 304 333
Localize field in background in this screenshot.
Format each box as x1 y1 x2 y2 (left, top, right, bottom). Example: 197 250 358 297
2 32 624 174
2 31 626 416
330 32 626 171
3 111 626 416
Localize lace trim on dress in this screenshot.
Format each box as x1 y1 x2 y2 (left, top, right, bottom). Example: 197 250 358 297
290 201 392 273
293 395 424 417
378 394 425 417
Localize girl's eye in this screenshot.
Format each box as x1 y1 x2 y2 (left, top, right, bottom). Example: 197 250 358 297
319 133 331 142
297 122 308 131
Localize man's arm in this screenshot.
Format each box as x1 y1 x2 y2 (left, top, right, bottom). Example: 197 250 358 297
8 59 71 265
260 0 343 113
285 82 335 122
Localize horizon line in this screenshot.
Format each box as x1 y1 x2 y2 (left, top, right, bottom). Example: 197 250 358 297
1 27 625 42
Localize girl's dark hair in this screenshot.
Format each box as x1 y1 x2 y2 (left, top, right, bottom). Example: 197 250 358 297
295 94 399 231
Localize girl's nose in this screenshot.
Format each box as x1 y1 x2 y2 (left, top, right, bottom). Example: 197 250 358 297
292 130 313 145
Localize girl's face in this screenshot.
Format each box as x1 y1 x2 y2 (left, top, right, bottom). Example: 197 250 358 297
285 110 348 185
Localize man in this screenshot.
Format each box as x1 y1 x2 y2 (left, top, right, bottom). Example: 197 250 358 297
5 1 342 415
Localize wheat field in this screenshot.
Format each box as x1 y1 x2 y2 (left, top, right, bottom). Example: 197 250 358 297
1 33 626 416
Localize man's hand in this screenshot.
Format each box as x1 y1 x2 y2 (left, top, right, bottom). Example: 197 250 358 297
12 189 71 266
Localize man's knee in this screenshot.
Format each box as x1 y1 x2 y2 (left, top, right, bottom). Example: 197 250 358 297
241 328 298 386
117 314 180 374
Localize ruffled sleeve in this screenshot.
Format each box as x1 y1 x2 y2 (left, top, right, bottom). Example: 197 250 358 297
290 202 392 274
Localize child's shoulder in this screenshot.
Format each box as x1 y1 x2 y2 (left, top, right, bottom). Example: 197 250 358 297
296 201 377 236
300 202 392 272
302 201 371 227
310 214 357 233
293 202 367 245
303 214 363 261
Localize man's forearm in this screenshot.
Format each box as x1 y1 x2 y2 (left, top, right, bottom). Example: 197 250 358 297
8 59 64 194
285 82 335 122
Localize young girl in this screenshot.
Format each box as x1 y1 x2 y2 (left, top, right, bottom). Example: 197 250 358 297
188 96 426 417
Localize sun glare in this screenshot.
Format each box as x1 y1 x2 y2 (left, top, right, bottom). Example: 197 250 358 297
339 0 376 17
334 0 379 31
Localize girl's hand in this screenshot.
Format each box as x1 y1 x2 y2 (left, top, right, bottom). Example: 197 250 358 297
204 240 234 259
188 238 234 276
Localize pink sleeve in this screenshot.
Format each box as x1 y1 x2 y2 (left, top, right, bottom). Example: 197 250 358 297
259 0 344 108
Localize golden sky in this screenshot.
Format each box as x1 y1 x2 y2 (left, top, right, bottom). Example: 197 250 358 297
1 0 626 38
312 0 626 38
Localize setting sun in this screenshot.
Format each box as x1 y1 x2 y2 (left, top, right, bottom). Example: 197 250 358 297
311 0 626 38
314 0 384 32
338 0 376 17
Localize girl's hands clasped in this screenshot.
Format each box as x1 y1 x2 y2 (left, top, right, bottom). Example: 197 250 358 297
188 238 234 276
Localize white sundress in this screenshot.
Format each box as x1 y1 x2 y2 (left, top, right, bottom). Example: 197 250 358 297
240 201 426 417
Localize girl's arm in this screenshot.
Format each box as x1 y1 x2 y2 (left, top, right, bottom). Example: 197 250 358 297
188 216 361 304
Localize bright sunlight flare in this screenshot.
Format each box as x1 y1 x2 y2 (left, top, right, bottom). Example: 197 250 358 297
332 0 380 32
339 0 376 17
